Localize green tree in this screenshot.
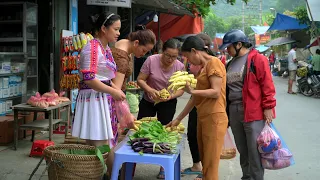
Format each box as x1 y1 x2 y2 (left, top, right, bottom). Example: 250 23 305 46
275 0 305 13
173 0 249 17
203 12 227 38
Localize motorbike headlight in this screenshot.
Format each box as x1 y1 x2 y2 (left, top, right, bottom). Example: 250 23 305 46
307 77 312 84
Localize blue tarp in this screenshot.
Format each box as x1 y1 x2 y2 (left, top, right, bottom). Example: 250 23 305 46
268 13 308 31
251 26 270 35
255 45 270 52
215 33 225 39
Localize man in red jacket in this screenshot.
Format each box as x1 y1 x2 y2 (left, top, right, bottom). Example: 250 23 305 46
220 29 276 180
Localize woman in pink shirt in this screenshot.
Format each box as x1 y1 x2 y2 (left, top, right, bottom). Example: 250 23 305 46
137 38 185 178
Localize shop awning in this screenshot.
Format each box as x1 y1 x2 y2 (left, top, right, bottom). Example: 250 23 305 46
146 13 203 42
265 37 296 47
255 45 270 53
251 26 270 35
268 13 308 31
132 0 194 17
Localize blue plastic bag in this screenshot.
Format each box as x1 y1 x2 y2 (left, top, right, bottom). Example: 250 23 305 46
270 123 295 166
261 123 295 170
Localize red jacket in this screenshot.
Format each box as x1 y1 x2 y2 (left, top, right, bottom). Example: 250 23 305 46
243 49 276 122
227 49 276 123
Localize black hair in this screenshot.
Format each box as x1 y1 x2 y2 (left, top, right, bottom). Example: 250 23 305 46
181 36 215 56
232 41 252 49
316 49 320 55
196 33 212 47
90 11 121 34
162 38 180 51
292 44 298 49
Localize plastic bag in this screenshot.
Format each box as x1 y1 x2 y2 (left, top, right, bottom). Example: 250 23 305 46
115 100 135 129
261 123 295 170
220 129 237 159
257 123 281 153
126 92 139 113
261 148 293 170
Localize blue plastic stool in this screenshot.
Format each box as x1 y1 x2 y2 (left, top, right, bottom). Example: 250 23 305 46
111 139 181 180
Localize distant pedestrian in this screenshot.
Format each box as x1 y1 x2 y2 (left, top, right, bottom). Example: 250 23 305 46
311 49 320 75
269 51 275 70
288 44 298 94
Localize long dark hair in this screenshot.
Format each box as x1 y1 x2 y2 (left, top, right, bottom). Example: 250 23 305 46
181 36 215 56
90 11 121 34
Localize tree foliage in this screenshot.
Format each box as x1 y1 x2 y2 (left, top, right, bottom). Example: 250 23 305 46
172 0 249 17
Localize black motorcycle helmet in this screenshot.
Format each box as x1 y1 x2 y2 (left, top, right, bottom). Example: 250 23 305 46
219 29 252 57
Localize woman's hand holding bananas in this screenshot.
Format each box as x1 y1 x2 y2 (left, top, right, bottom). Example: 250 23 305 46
154 89 171 105
168 71 197 93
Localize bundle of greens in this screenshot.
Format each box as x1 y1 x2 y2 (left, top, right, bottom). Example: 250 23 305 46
128 120 181 155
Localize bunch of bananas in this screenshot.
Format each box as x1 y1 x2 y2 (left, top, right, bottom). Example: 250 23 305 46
154 89 171 105
168 71 197 93
131 117 158 130
131 117 185 134
165 123 185 134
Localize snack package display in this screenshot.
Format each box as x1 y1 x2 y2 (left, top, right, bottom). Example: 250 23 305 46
257 123 281 153
220 129 237 159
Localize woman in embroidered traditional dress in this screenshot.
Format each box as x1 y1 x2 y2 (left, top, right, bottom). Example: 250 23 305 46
72 11 125 151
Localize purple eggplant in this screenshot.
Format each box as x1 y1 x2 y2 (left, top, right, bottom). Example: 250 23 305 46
133 146 144 152
131 138 150 144
142 141 154 148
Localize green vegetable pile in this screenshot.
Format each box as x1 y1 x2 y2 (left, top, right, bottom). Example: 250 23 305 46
129 120 181 154
126 92 139 113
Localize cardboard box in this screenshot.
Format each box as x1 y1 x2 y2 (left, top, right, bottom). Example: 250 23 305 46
0 116 24 144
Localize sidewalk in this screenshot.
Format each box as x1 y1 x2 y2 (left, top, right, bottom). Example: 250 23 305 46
0 93 240 180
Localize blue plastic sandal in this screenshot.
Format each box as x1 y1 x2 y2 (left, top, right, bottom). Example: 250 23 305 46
181 167 202 175
157 170 165 179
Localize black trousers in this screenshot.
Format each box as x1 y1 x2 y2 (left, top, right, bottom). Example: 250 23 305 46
188 107 201 163
137 98 177 125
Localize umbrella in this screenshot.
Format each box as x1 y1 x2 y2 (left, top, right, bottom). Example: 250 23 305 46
265 37 296 47
173 34 196 42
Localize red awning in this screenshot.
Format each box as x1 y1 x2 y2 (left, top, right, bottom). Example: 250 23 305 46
146 13 204 42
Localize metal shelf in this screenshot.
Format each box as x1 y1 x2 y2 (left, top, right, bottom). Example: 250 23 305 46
0 72 24 77
0 95 22 100
27 75 37 78
0 20 22 24
0 52 26 55
0 38 23 42
28 57 37 59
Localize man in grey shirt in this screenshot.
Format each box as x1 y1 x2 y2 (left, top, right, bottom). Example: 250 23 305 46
287 44 298 94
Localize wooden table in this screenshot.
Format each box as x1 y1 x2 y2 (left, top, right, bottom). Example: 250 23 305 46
12 101 71 150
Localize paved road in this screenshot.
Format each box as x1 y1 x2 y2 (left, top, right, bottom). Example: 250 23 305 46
0 77 319 180
133 77 320 180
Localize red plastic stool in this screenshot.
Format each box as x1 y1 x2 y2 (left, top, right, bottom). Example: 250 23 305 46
29 140 55 157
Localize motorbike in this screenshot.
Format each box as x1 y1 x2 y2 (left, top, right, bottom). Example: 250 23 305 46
297 62 320 97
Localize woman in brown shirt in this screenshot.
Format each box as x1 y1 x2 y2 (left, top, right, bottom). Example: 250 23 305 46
167 36 228 180
112 29 156 90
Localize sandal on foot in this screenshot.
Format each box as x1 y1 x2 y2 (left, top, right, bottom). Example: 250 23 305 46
287 91 297 94
157 171 165 179
181 167 202 175
195 174 203 180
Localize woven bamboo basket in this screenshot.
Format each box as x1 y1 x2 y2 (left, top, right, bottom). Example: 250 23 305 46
44 144 108 180
63 134 86 145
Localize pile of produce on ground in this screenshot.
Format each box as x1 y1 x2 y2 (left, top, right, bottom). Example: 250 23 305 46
126 81 140 89
27 90 70 108
167 71 197 93
128 117 184 155
126 92 139 113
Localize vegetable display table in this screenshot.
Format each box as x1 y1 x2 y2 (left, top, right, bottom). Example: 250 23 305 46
12 101 71 150
111 132 183 180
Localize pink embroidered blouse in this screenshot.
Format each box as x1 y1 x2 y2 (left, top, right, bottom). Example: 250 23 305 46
79 39 117 89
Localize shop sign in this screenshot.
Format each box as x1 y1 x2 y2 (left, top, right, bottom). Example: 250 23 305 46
87 0 131 8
